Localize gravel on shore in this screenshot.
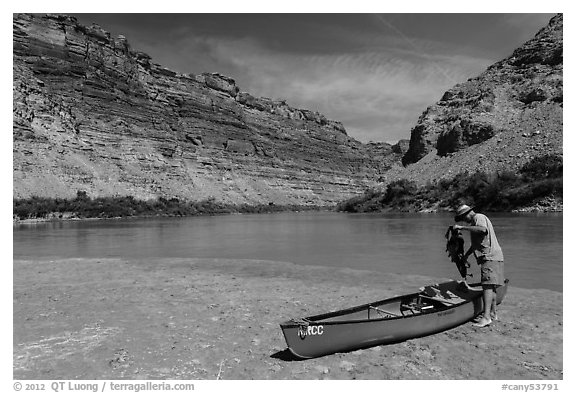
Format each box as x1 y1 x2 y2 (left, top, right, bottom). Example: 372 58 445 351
13 257 562 380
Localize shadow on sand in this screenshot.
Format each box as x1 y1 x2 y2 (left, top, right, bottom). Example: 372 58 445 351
270 349 304 362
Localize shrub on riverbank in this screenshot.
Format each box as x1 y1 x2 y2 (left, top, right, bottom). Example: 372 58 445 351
336 154 563 213
13 191 321 221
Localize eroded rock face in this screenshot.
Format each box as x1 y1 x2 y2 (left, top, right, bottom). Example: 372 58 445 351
402 14 563 167
13 14 399 205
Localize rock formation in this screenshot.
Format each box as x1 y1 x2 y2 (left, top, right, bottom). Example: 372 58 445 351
397 14 562 183
13 14 402 206
13 14 562 206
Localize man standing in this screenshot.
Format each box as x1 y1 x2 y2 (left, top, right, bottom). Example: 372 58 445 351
454 204 505 327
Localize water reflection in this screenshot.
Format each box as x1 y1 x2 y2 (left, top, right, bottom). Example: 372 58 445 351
13 212 562 291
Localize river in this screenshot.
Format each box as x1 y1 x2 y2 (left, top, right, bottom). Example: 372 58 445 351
13 212 563 292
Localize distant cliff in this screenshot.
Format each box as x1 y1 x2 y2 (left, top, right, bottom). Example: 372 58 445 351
394 14 562 185
337 14 563 214
13 14 404 206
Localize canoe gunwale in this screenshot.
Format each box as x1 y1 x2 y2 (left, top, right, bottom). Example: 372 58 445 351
281 290 476 328
281 279 508 328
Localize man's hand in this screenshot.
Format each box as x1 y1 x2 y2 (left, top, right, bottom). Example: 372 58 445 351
453 224 463 230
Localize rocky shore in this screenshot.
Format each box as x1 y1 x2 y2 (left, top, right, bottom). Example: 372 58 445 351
12 198 562 226
511 196 563 213
13 257 562 380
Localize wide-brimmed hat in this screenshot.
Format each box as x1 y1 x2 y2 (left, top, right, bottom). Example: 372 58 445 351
454 204 474 221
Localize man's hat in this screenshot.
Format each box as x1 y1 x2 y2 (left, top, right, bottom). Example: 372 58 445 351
454 204 474 221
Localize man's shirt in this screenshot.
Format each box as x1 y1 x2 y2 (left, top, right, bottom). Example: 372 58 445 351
470 213 504 261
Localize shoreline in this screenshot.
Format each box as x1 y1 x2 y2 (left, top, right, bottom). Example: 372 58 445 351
12 208 329 225
12 205 331 226
13 257 563 379
13 205 563 226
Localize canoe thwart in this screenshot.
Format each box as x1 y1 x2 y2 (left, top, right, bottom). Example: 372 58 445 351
368 306 400 318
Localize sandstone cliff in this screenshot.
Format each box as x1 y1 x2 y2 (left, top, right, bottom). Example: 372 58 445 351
394 14 562 185
13 14 403 206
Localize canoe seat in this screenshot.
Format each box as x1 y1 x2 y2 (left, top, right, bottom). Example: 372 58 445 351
401 302 434 314
419 285 466 306
418 294 464 306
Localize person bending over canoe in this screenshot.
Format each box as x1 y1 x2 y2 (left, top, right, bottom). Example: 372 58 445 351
453 204 505 328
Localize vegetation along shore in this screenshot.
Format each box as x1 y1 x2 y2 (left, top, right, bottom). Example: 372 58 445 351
12 191 323 223
337 155 562 214
13 154 561 223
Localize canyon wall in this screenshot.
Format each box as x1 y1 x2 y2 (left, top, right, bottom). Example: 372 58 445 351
391 14 562 185
13 14 403 206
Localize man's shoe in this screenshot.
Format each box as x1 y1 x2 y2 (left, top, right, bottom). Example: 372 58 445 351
490 312 498 321
473 317 492 327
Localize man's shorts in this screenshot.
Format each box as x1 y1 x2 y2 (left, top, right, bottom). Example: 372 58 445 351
480 259 505 286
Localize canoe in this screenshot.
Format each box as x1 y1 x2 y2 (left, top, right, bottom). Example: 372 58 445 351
280 279 509 359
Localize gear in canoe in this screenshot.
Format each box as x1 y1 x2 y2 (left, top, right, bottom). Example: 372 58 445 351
445 225 472 279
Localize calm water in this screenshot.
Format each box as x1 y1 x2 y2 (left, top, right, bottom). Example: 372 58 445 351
13 212 563 292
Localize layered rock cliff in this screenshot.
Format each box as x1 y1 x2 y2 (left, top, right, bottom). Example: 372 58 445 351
394 14 562 184
13 13 403 206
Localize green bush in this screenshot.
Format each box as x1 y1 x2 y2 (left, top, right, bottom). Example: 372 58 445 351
383 179 418 204
520 154 562 180
336 154 562 213
13 192 323 220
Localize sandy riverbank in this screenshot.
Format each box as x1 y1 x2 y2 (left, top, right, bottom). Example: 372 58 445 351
13 257 562 380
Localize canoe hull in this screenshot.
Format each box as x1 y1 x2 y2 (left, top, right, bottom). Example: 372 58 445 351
280 279 508 359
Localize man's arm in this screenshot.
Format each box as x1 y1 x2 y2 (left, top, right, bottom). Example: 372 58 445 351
455 224 487 261
454 225 487 235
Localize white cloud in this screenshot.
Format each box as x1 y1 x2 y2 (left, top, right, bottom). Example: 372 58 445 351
145 32 493 143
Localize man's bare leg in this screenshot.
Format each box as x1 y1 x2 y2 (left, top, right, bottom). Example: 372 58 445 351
490 288 498 320
473 285 494 327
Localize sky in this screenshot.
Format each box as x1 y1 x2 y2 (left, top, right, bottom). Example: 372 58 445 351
68 13 555 144
68 12 556 144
